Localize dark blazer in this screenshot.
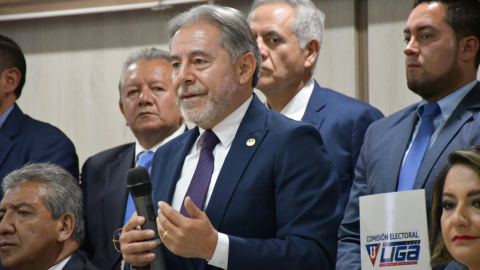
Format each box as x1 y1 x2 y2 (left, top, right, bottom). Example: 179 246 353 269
80 143 135 270
64 251 101 270
151 95 342 270
336 82 480 270
302 81 383 209
0 103 78 185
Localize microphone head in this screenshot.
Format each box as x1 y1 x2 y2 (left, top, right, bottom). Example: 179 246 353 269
126 167 152 197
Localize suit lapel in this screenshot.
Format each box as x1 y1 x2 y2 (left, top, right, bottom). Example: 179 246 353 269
205 95 268 229
301 80 326 130
103 145 134 268
0 104 23 169
414 83 480 189
158 128 200 205
383 109 418 192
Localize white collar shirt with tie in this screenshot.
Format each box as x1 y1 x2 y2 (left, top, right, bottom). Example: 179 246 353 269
170 95 253 270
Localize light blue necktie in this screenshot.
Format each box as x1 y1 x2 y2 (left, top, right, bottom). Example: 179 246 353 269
397 102 440 191
123 151 155 225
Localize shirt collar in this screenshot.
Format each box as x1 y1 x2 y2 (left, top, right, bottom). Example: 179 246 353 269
276 78 314 121
0 104 15 130
417 79 478 120
135 123 187 162
197 94 254 150
47 255 71 270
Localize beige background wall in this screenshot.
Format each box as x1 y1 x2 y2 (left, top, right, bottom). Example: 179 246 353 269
0 0 478 167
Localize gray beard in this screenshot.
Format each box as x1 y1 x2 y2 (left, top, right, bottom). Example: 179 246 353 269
176 72 237 129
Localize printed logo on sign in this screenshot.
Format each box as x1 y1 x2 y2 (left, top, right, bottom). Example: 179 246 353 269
365 244 380 266
379 240 421 267
365 231 422 268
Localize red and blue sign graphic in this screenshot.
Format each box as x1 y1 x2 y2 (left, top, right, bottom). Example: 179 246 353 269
366 240 420 267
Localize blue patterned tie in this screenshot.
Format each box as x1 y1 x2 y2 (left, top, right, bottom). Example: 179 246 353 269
123 151 155 225
180 130 220 218
397 102 440 191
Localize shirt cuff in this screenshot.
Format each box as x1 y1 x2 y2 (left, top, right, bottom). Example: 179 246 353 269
207 232 229 269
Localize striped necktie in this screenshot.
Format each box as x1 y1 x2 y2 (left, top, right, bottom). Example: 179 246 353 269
180 129 220 217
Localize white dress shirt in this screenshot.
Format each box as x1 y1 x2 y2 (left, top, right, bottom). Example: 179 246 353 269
170 95 254 270
48 255 72 270
134 123 186 165
276 78 314 121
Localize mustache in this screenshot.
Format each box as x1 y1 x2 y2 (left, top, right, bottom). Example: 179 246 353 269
178 85 207 96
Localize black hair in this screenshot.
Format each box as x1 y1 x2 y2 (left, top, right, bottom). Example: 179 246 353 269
0 34 26 98
414 0 480 70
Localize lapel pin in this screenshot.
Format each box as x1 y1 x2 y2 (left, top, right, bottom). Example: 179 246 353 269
246 138 256 146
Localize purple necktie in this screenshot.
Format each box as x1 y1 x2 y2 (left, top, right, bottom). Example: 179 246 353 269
180 129 220 218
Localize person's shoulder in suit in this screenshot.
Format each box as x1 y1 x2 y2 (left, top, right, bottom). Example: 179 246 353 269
63 251 101 270
318 85 384 119
365 102 419 134
6 105 79 179
81 143 134 174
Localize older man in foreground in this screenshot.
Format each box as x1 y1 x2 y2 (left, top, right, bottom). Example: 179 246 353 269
0 163 99 270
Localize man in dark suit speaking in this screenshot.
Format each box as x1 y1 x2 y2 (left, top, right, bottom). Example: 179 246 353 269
337 1 480 269
248 0 384 210
120 4 341 270
80 48 185 270
0 35 78 186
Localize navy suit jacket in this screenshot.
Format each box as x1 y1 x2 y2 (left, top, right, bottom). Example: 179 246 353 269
63 251 101 270
302 81 383 209
80 143 135 270
0 103 78 185
336 82 480 270
150 95 342 270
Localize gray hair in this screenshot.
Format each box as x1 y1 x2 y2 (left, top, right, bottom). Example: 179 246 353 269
167 4 261 88
248 0 325 69
2 163 84 245
118 48 171 103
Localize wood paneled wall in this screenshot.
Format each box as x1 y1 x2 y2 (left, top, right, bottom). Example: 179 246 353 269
0 0 478 166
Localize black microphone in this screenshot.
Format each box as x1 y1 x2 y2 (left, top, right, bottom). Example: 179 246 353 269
126 166 166 270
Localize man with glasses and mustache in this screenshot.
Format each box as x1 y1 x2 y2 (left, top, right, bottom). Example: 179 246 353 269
337 1 480 269
119 4 341 270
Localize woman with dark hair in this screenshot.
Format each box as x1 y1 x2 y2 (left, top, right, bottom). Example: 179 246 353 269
431 145 480 269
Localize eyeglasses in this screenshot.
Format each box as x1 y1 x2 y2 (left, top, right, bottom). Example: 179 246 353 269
113 228 123 252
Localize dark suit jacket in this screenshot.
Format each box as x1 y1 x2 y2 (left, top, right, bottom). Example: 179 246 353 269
0 103 78 185
80 143 135 270
336 82 480 270
302 81 383 209
150 95 342 270
64 251 101 270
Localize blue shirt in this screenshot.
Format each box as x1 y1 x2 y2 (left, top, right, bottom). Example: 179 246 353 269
0 104 14 130
403 80 478 164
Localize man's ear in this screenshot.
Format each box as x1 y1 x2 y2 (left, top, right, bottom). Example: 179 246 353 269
303 38 320 69
119 101 125 115
236 52 257 86
1 68 21 95
459 36 479 64
57 213 75 243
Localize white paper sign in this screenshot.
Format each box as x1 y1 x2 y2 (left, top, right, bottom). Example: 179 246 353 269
360 190 431 269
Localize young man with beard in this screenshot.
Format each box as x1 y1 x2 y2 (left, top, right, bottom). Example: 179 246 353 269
120 4 341 270
337 1 480 270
